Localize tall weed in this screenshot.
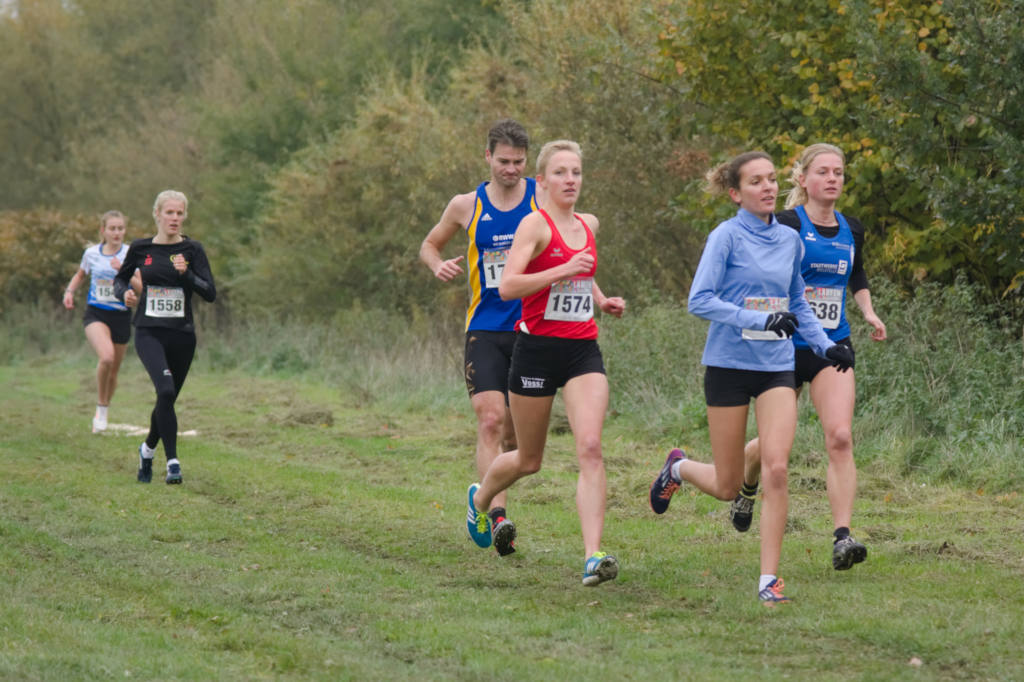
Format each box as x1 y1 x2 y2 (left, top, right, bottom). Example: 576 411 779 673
853 276 1024 487
0 303 87 365
199 304 465 413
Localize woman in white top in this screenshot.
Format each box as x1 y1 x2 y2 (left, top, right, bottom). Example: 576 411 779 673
63 211 141 432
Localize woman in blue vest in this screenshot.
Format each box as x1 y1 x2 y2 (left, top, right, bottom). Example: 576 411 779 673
730 143 887 571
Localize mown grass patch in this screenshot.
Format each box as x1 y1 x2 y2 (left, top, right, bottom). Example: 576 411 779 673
3 357 1023 680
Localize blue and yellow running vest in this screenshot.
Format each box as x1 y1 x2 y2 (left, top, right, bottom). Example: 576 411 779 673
793 204 855 349
464 178 538 332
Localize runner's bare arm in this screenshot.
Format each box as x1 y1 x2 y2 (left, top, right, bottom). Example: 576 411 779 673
852 288 887 341
63 268 87 310
593 281 625 318
420 192 475 282
579 213 599 234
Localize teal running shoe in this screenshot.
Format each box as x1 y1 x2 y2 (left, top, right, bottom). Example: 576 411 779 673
466 483 492 548
582 552 619 586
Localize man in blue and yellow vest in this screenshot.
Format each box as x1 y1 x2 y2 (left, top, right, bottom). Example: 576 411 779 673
420 119 541 557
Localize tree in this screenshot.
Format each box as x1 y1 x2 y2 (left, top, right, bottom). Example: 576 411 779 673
858 0 1024 296
655 0 1024 300
0 0 211 209
236 0 707 318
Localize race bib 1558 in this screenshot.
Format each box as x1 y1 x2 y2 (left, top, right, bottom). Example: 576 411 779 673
145 286 185 318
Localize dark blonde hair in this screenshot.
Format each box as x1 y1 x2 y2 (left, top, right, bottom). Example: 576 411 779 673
152 190 189 227
705 151 773 197
785 143 845 209
536 139 582 176
99 210 126 246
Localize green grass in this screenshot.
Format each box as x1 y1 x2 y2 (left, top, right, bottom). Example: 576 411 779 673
3 353 1024 681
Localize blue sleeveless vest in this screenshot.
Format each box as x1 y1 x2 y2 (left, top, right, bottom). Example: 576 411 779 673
464 178 538 332
793 204 855 348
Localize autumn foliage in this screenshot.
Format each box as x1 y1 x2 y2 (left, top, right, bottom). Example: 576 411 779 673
654 0 1024 298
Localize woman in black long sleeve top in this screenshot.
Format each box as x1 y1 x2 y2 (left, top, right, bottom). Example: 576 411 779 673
114 190 215 484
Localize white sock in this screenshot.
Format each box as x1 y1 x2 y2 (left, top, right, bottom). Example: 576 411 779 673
166 458 179 469
140 442 156 458
759 574 777 592
95 405 108 419
670 459 684 483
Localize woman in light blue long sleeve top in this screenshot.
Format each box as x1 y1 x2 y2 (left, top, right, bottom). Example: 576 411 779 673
687 205 834 371
649 151 854 606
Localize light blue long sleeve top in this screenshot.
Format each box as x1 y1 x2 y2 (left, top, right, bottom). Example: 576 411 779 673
687 207 834 371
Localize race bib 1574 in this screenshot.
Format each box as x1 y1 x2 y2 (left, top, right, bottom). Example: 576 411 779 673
545 277 593 322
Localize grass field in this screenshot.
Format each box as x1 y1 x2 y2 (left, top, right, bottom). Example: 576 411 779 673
2 350 1024 680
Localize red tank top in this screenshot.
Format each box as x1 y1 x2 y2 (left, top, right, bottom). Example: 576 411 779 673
518 209 598 339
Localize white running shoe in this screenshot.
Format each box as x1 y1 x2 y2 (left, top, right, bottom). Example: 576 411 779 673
92 413 108 433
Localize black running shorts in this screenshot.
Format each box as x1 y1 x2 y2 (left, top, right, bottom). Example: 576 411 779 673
794 337 853 387
508 333 605 398
464 330 516 396
83 305 132 344
704 366 796 407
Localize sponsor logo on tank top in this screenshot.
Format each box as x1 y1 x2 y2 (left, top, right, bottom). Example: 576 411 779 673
481 212 493 221
492 234 514 242
551 247 564 259
803 232 817 242
520 376 545 390
809 261 849 274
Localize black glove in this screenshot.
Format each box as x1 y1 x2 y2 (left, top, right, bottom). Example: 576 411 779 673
825 343 855 372
764 311 798 338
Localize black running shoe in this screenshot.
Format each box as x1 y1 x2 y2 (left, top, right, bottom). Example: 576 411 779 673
832 535 867 570
730 493 755 532
493 517 517 556
137 444 153 484
166 459 183 485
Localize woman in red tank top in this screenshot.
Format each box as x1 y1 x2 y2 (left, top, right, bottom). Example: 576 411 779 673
465 140 626 586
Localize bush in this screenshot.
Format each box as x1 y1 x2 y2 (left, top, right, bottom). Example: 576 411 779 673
231 67 479 317
0 210 99 312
